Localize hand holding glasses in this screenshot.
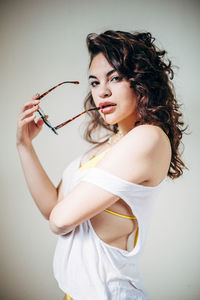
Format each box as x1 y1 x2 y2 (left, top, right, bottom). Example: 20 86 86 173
16 80 116 149
35 81 101 135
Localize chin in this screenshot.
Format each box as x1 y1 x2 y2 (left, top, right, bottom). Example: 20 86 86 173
103 113 123 125
103 117 118 125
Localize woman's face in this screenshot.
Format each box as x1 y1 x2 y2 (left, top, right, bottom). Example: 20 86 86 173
89 53 139 130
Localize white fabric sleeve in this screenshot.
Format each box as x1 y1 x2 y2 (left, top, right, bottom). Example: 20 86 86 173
81 167 160 203
81 167 163 250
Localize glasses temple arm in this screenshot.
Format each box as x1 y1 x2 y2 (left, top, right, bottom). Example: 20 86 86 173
54 107 100 130
37 81 79 100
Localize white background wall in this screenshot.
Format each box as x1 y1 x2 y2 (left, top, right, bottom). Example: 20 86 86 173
0 0 199 299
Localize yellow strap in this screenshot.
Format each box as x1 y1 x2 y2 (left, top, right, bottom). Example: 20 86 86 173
163 130 171 144
78 148 111 171
134 227 139 248
104 209 138 248
104 209 136 220
66 294 71 300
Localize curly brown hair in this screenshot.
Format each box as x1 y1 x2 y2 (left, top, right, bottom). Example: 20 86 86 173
83 30 188 179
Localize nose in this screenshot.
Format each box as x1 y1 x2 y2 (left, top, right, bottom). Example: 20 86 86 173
98 83 112 98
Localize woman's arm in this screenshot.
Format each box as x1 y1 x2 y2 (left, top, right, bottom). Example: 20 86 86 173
49 124 171 235
17 143 58 220
16 95 59 220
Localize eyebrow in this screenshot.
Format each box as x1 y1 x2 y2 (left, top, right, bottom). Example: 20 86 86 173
88 69 116 80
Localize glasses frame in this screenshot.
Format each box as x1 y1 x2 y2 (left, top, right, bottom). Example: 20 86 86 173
36 81 100 135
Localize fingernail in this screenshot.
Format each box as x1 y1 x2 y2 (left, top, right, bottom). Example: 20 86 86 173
34 94 40 99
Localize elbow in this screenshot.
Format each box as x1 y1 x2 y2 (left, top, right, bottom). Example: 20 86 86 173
49 212 66 235
49 208 73 235
50 225 65 235
49 220 63 235
49 222 75 235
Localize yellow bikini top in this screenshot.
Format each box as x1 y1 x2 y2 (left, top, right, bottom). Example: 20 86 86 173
78 147 111 172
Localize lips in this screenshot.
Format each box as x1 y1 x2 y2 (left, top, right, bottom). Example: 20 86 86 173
101 106 116 114
98 101 117 109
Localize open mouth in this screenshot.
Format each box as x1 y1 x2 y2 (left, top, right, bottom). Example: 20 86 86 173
98 103 117 109
99 104 117 114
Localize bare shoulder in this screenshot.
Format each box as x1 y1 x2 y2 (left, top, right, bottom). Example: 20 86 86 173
125 124 171 183
127 124 170 148
97 124 172 185
126 124 172 168
112 124 171 161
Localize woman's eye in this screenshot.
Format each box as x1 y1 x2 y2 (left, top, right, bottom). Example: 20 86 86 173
111 76 122 82
90 81 99 87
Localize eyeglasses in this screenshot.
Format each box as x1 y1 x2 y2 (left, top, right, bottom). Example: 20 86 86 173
36 81 101 135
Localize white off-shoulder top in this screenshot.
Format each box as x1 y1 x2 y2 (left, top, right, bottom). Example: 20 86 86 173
53 150 166 300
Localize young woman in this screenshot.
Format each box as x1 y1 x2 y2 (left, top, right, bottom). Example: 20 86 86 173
16 30 187 300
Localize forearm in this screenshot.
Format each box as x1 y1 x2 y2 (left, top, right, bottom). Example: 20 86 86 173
17 143 57 219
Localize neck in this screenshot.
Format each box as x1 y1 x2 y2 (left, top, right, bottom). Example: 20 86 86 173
117 119 137 136
108 122 135 145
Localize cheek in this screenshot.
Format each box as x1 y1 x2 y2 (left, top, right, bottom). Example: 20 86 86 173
119 89 137 109
91 90 98 105
117 83 135 99
127 88 137 105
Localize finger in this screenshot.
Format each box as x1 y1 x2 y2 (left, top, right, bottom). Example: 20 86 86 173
21 101 40 113
32 93 40 100
19 114 36 127
19 105 39 121
36 118 44 128
21 96 40 112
